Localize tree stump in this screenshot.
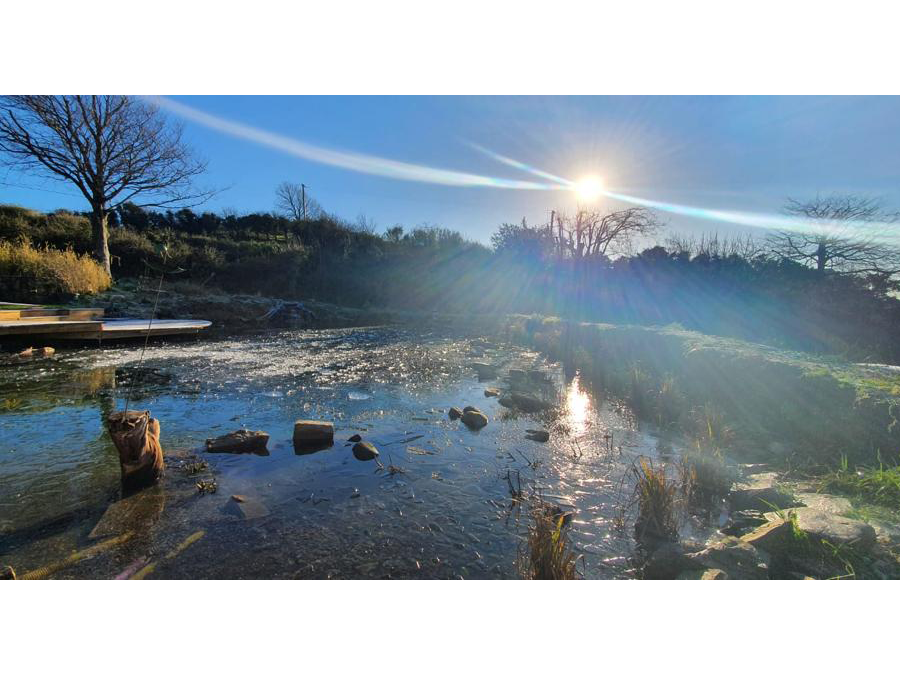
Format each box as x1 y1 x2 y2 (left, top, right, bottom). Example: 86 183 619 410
106 410 165 492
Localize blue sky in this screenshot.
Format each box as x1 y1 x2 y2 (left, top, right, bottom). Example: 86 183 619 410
3 96 900 245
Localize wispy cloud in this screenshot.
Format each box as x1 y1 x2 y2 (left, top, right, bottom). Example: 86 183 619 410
147 97 563 191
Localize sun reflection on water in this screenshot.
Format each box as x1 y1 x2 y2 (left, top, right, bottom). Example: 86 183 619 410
564 375 592 436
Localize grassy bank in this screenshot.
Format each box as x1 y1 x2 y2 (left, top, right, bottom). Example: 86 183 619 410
504 315 900 468
0 239 111 300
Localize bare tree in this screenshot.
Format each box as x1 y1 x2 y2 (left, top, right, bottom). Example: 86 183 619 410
767 194 900 276
275 181 323 221
0 96 211 275
550 207 662 261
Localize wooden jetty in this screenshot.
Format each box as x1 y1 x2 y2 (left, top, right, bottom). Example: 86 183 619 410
0 304 211 342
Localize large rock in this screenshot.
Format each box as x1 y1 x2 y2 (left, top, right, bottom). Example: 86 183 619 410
206 429 269 455
687 536 770 579
352 441 379 461
461 409 488 429
448 407 463 420
293 420 334 452
789 507 876 552
729 472 800 511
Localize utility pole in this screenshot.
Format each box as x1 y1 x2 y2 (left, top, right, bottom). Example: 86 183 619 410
301 183 308 221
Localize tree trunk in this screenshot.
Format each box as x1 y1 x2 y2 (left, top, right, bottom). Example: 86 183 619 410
816 242 827 274
90 205 112 276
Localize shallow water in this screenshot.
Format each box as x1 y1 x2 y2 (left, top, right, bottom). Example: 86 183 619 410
0 327 709 579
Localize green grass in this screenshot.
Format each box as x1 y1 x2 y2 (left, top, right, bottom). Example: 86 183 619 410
821 454 900 510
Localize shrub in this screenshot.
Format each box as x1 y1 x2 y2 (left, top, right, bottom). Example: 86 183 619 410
0 240 111 300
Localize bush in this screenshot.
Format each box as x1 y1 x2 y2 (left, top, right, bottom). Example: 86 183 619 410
0 239 111 301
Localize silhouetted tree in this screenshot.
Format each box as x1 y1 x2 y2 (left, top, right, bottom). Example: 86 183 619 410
767 195 900 276
0 96 211 275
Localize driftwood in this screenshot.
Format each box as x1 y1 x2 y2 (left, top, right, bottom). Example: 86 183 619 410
106 410 165 491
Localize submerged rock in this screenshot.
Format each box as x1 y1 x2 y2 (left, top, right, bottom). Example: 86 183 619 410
352 441 379 461
526 429 550 442
347 433 362 443
206 429 270 455
293 420 334 451
448 407 463 420
471 362 497 379
224 496 270 520
642 542 703 579
461 408 488 430
499 392 552 413
484 387 501 397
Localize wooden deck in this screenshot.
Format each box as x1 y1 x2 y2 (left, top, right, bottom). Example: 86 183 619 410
0 304 211 341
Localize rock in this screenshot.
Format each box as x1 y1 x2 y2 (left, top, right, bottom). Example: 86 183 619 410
526 429 550 442
231 494 246 502
642 542 704 579
461 409 488 430
729 486 800 511
89 489 166 539
293 420 334 451
347 433 362 443
484 387 501 397
507 392 552 412
448 407 463 420
795 492 852 516
17 346 33 358
206 429 270 455
720 509 769 536
687 536 770 579
789 507 876 552
352 441 379 461
1 564 15 580
462 405 478 413
224 497 270 520
676 568 729 580
740 518 795 552
528 369 551 382
39 346 55 356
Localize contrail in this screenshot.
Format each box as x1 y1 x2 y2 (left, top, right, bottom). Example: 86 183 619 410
147 97 563 191
470 142 900 244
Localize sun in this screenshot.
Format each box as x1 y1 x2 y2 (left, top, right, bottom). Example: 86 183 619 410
573 176 604 203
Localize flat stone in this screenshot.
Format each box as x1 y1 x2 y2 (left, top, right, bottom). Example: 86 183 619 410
461 409 488 429
89 489 166 539
789 507 876 552
448 407 462 420
352 441 379 461
498 392 552 412
642 543 704 579
206 429 269 455
484 387 501 397
293 420 334 451
224 497 270 520
740 518 794 552
795 492 852 516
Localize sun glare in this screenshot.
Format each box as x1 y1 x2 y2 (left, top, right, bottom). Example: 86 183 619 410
574 176 604 202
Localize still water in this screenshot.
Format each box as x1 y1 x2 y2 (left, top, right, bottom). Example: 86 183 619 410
0 327 705 579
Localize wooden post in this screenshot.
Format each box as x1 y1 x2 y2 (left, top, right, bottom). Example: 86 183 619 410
106 410 165 492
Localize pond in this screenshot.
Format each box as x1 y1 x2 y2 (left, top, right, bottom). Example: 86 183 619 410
0 327 713 579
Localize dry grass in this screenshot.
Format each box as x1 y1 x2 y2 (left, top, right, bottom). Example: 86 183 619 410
631 457 679 543
521 500 578 580
0 239 110 299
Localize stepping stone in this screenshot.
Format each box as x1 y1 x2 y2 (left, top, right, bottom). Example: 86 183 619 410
206 429 269 455
789 507 876 552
